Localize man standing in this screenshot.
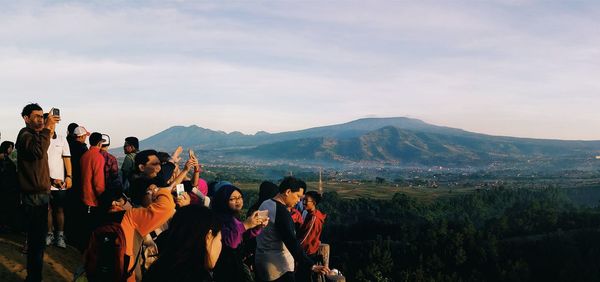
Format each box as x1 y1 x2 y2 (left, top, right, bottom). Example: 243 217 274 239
65 125 88 249
68 126 89 194
16 103 58 282
121 136 139 192
255 176 329 282
99 134 121 190
66 123 79 144
79 132 106 251
45 115 72 249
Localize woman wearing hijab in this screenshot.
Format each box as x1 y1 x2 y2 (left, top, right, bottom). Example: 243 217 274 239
212 184 268 282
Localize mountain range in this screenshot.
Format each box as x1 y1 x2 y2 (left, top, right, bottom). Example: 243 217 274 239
138 117 600 167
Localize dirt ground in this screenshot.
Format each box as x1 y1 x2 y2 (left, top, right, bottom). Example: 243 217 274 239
0 231 81 282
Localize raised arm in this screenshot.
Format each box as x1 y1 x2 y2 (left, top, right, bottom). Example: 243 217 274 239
129 189 176 235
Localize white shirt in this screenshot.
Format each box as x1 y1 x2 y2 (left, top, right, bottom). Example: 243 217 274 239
47 133 71 185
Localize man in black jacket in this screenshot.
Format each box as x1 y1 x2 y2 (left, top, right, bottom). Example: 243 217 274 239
16 103 58 282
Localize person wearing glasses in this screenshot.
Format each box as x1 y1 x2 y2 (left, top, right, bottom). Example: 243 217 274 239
296 191 327 281
212 184 268 282
87 183 176 282
129 150 195 207
255 177 330 282
298 191 326 256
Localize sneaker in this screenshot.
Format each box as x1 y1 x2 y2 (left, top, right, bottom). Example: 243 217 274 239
45 233 54 246
55 234 66 248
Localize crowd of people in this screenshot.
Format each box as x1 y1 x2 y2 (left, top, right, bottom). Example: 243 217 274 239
0 103 330 282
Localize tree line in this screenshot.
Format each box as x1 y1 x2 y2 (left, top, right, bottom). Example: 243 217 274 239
314 188 600 281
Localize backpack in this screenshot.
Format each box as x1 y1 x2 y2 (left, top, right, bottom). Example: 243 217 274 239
84 210 142 282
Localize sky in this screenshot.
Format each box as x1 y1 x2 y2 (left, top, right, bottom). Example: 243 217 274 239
1 0 600 146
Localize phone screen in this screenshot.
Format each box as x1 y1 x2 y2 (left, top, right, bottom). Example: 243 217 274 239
52 108 60 116
257 210 269 219
176 184 185 196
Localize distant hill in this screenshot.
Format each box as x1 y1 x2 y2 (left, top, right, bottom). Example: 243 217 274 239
140 117 467 150
140 125 250 150
238 126 600 165
138 117 600 167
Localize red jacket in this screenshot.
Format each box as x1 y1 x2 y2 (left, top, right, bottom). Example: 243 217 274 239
80 146 105 207
298 209 326 255
290 207 304 232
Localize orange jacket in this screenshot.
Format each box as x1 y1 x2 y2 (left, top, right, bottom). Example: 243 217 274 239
80 147 105 206
122 189 175 282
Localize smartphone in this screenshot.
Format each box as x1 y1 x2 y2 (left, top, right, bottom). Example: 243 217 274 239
176 184 185 197
257 210 269 219
52 108 60 116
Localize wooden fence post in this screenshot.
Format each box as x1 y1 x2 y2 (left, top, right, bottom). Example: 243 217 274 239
317 243 346 282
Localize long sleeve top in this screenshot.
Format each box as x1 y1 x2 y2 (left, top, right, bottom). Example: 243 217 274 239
298 209 326 255
222 216 262 249
121 152 136 184
16 127 51 194
80 147 105 207
121 189 176 282
99 150 119 184
255 199 314 281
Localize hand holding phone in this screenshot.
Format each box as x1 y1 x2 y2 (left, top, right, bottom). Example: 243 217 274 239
189 149 197 160
176 184 185 197
45 108 60 129
257 210 269 220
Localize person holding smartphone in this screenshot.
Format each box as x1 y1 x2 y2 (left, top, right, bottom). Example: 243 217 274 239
211 184 268 282
16 103 59 282
44 112 72 249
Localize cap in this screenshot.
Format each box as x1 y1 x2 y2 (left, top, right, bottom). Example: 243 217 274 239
73 126 90 137
101 134 111 147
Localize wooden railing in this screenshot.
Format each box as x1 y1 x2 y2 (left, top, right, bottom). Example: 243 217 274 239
317 243 345 282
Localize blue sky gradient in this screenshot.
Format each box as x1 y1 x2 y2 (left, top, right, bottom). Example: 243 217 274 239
1 1 599 145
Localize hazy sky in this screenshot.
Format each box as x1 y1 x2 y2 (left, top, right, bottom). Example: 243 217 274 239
2 0 600 145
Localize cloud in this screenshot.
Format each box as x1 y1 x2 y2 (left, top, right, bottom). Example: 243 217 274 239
1 1 600 142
